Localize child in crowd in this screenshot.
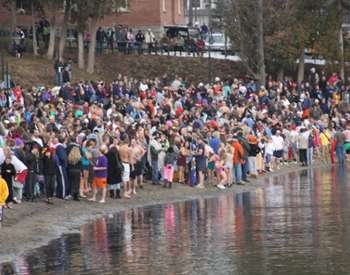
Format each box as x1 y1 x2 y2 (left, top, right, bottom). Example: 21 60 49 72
215 149 227 190
265 137 275 172
163 147 177 188
1 157 16 209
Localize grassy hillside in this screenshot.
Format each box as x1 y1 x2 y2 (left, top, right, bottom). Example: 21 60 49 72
3 52 245 87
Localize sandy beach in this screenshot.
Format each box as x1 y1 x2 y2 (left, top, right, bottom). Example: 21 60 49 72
0 163 317 263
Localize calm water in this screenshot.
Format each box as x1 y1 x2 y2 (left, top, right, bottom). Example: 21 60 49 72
3 166 350 275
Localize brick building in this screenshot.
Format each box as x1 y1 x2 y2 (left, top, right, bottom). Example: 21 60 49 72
0 0 185 32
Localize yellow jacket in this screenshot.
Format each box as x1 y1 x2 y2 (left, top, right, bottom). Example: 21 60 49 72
0 176 9 206
320 132 330 146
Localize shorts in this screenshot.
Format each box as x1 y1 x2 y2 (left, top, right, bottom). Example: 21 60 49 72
208 161 215 171
197 160 207 172
130 166 136 180
273 150 283 159
265 153 272 164
122 163 130 182
93 177 107 188
135 161 143 176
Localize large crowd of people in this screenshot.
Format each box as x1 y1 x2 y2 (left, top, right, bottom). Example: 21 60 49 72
0 67 350 222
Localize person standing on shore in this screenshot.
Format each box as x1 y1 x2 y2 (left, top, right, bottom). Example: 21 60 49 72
42 147 57 204
150 133 162 186
1 156 16 209
334 128 346 167
12 138 27 204
130 138 145 194
25 144 40 202
177 140 188 184
319 128 331 164
89 145 108 203
298 128 309 166
55 136 69 200
119 136 131 198
232 137 244 185
106 145 122 199
194 136 206 189
0 175 9 222
67 146 83 201
163 146 177 188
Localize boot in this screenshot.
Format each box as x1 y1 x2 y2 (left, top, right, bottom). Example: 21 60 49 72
116 189 121 199
168 182 172 189
73 194 80 201
163 181 168 188
109 190 114 199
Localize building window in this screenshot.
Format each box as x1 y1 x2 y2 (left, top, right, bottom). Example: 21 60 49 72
163 0 166 12
112 0 129 12
178 0 181 14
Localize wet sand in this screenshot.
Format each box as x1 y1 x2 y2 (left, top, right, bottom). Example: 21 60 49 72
0 164 318 263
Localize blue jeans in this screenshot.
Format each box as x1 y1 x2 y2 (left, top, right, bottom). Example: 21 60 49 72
233 164 242 184
242 161 249 181
151 159 159 184
307 147 313 165
336 145 345 166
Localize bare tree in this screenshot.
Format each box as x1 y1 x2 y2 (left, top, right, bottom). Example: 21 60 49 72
39 0 65 60
10 0 16 33
86 0 124 74
257 0 266 85
58 0 72 61
31 1 38 56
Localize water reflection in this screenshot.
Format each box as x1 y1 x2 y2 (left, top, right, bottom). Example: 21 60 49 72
3 167 350 275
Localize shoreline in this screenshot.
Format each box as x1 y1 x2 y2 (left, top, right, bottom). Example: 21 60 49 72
0 163 320 264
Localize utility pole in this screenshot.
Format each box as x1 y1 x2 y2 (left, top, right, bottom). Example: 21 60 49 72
208 0 212 83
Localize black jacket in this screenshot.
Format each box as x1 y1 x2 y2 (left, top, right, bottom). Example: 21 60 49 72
42 155 57 175
26 152 40 173
1 162 16 184
68 161 83 174
106 150 122 185
248 143 260 157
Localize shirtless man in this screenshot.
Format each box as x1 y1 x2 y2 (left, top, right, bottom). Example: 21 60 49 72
130 138 145 194
119 135 131 199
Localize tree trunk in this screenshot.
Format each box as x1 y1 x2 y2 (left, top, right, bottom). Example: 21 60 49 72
339 27 345 81
32 3 38 56
47 16 56 60
78 32 85 69
10 0 17 33
58 22 68 61
256 0 266 86
277 67 284 81
87 18 97 74
58 0 70 62
297 48 305 83
336 0 345 81
188 0 193 26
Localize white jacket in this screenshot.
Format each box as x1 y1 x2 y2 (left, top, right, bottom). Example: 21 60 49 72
145 31 155 44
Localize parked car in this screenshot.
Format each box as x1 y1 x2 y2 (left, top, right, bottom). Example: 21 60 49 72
205 32 232 54
163 25 200 51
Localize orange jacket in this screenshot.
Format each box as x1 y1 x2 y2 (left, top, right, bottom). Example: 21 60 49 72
232 141 244 164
